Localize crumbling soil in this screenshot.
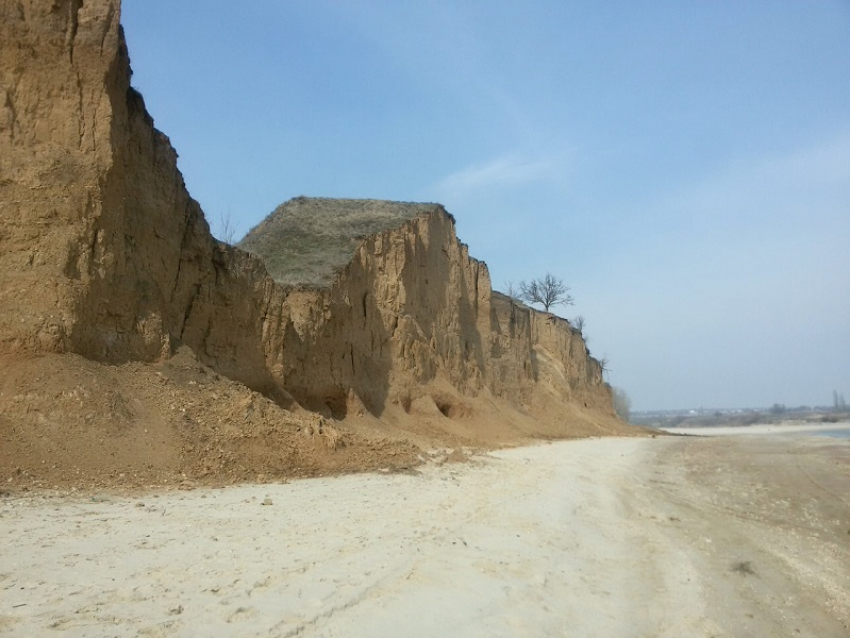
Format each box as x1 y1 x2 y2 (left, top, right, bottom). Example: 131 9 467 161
0 349 422 492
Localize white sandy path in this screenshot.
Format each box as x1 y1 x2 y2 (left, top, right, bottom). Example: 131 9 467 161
2 436 848 637
0 439 696 637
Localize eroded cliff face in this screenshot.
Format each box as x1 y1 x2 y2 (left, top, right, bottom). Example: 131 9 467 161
264 206 613 425
1 0 285 396
1 0 117 353
1 0 203 358
0 0 628 487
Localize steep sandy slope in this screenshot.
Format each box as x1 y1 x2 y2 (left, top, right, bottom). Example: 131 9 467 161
0 0 637 489
0 0 297 397
245 199 620 441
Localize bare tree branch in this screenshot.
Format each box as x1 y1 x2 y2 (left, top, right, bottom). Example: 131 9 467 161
572 315 585 334
504 281 522 305
519 273 574 312
612 387 631 421
216 209 239 245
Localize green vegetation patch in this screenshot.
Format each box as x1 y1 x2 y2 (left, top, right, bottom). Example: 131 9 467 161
239 197 444 287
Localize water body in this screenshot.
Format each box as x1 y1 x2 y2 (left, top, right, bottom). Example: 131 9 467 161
660 423 850 439
812 428 850 439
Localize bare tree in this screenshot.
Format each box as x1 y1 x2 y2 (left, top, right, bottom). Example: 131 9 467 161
572 315 585 334
504 281 522 305
519 273 574 312
834 390 847 412
216 209 239 245
612 387 631 421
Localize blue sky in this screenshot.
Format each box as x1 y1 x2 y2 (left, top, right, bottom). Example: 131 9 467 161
121 1 850 411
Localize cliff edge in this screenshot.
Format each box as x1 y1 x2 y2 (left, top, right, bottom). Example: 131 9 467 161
0 0 637 489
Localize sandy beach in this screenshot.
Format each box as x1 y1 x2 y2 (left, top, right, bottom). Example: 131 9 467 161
2 435 849 637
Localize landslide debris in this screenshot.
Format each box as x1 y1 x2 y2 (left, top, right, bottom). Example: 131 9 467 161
0 348 421 492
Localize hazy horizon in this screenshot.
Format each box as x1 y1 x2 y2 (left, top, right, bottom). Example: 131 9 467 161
122 1 850 411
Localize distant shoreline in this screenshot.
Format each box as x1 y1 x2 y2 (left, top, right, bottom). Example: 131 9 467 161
659 421 850 437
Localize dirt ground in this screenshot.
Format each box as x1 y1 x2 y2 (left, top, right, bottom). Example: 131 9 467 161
1 434 848 637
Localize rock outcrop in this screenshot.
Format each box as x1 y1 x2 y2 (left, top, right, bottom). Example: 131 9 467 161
0 0 634 488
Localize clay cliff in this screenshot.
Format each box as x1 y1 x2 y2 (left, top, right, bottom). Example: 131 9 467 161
0 0 635 489
238 197 614 423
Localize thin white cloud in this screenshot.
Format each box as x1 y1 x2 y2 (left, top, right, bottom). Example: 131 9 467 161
756 127 850 186
628 127 850 242
431 154 555 199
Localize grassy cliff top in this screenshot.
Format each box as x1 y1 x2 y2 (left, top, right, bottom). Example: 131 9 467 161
238 197 445 287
